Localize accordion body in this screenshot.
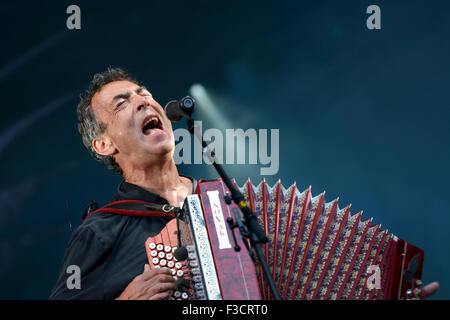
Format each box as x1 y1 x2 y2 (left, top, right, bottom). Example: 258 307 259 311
145 179 424 300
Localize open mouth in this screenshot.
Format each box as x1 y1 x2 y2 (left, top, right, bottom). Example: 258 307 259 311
142 115 163 135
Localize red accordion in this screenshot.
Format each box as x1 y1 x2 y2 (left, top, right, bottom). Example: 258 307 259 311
145 179 424 300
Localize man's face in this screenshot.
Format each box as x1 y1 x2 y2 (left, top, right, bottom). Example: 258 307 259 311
91 80 175 168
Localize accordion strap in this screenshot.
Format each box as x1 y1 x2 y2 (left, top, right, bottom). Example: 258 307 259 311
82 199 177 222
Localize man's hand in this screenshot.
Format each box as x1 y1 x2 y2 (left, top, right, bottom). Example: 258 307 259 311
419 281 440 299
116 264 175 300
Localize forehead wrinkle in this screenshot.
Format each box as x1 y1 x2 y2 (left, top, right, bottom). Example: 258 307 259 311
92 81 146 120
110 85 148 107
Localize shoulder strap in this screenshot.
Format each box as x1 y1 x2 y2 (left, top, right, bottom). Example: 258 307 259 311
82 199 177 222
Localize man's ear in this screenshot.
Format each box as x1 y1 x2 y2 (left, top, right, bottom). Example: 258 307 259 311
92 135 117 157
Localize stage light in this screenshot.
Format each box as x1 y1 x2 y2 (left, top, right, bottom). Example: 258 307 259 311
188 84 260 179
189 84 231 130
190 83 207 98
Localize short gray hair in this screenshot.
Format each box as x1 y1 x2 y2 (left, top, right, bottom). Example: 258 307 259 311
77 67 138 176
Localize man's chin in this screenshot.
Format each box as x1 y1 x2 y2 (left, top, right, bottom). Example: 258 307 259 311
147 142 175 158
139 130 175 157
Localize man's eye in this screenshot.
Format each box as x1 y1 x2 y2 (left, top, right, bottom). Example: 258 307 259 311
115 101 126 111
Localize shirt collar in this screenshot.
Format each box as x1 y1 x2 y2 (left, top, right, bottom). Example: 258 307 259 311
111 175 196 204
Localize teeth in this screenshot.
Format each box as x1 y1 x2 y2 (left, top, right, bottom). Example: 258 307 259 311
144 116 158 128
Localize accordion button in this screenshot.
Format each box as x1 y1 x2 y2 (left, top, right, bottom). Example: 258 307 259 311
166 253 173 260
190 267 200 275
188 253 196 260
149 243 156 249
177 270 184 277
170 269 176 275
150 250 158 257
192 275 201 282
160 259 167 266
181 292 189 299
196 290 205 298
196 289 205 295
175 262 182 269
152 257 159 265
194 283 203 290
158 252 165 259
168 261 175 268
154 265 160 269
189 260 198 267
157 244 164 251
165 246 171 253
172 247 177 253
174 291 181 298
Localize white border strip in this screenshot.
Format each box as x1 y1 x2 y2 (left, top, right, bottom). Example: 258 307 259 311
187 194 222 300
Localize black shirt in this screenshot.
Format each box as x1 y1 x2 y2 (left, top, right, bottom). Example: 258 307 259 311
49 178 195 300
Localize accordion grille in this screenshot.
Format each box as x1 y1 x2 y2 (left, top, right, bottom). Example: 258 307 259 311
238 179 423 300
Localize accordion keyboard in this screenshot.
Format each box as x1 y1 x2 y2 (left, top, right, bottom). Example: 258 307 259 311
145 219 192 300
147 242 189 300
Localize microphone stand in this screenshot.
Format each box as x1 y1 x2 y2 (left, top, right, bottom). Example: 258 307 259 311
186 118 281 300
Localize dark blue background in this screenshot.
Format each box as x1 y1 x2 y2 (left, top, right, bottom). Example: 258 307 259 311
0 0 448 299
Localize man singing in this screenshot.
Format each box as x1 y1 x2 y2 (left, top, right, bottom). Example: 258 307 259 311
50 67 193 299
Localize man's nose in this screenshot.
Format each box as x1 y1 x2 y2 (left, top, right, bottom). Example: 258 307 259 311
135 95 151 112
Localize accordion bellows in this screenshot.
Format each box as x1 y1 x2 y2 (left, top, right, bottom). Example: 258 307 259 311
145 178 424 300
239 179 424 300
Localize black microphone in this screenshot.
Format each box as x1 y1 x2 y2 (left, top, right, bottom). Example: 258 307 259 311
164 96 196 122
